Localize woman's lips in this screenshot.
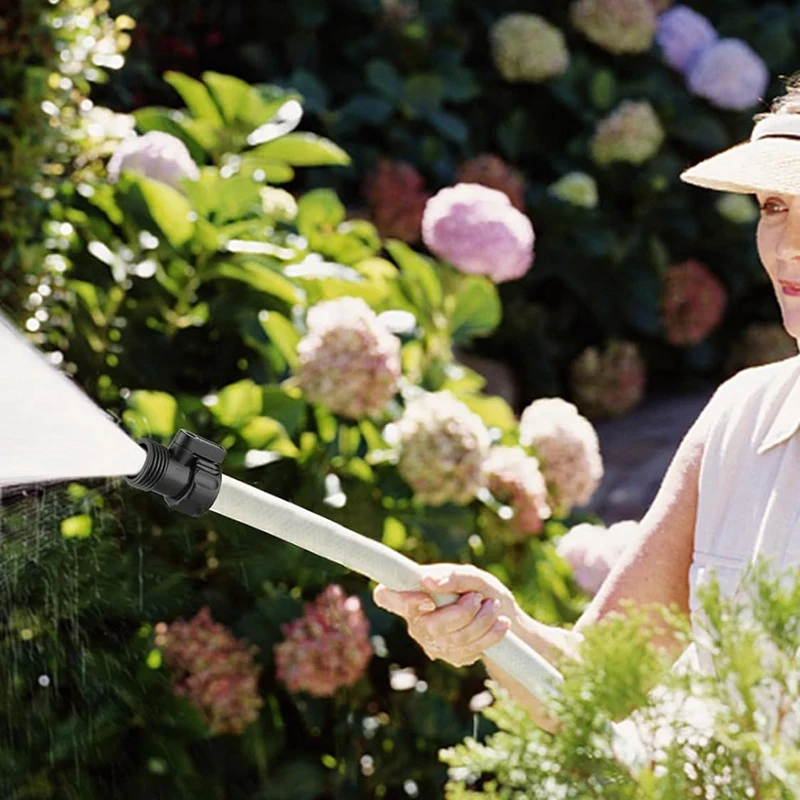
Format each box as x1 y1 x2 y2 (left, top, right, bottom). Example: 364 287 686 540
779 280 800 297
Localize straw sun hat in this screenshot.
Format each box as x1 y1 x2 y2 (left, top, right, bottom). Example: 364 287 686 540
681 114 800 196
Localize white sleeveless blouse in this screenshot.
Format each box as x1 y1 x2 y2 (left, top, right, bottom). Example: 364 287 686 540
683 352 800 669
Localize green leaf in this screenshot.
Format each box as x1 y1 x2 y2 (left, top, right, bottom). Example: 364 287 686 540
239 416 291 449
450 275 502 342
164 71 224 127
296 189 346 235
61 515 92 539
123 391 178 438
211 379 263 428
146 649 163 669
382 517 407 549
262 386 307 437
202 71 257 125
404 74 445 111
459 394 517 433
239 157 295 183
337 94 393 125
259 310 300 369
210 173 263 224
425 109 469 144
123 176 194 249
590 69 616 110
386 240 443 313
366 60 404 101
206 261 302 305
250 133 350 167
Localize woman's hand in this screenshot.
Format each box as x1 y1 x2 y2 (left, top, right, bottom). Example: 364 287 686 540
372 564 519 668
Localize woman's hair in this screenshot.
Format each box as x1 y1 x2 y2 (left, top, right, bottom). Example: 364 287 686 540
757 71 800 119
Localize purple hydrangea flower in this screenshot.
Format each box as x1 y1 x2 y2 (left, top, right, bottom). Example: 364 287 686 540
655 5 718 73
686 38 769 111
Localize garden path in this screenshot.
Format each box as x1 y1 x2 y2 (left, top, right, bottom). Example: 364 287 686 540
586 388 715 524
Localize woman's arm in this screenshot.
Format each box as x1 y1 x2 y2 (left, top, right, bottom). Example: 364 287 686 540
484 414 708 730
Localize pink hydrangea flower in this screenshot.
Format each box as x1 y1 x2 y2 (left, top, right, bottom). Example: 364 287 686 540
422 183 535 283
455 154 526 211
484 445 552 537
660 259 727 347
363 160 430 243
490 13 570 83
556 520 638 595
590 100 665 166
686 38 769 111
107 131 200 191
570 340 647 419
519 398 604 514
274 585 373 698
391 391 490 506
294 297 402 419
154 607 263 736
570 0 657 55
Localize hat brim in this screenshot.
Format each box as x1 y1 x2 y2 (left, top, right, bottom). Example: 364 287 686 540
680 138 800 196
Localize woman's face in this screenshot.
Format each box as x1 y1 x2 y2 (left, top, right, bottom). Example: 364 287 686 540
756 191 800 341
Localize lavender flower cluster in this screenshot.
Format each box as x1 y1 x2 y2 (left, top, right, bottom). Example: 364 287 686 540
656 5 768 110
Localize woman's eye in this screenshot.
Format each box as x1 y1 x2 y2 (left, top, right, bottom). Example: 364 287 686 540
760 198 788 215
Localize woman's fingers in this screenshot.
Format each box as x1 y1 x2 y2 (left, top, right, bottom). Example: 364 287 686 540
412 595 506 666
373 585 436 617
417 592 492 641
420 564 492 595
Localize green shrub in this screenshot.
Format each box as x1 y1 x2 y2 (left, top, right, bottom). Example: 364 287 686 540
442 559 800 799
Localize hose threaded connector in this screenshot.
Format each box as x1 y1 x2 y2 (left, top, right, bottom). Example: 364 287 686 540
125 429 226 516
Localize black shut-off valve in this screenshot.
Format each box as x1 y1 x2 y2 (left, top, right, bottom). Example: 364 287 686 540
125 429 227 517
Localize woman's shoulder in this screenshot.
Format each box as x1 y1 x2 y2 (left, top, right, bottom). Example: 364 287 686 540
713 353 800 404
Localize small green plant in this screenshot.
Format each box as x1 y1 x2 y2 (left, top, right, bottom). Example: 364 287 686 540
442 558 800 799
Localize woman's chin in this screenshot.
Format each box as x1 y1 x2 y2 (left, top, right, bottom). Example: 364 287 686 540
778 312 800 344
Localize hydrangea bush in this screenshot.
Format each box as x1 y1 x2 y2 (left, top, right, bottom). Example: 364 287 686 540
100 0 787 403
1 67 596 798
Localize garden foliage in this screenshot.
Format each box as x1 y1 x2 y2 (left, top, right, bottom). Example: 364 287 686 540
106 0 800 400
0 9 595 795
442 561 800 799
4 1 800 798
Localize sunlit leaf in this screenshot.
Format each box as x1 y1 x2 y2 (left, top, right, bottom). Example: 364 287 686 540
124 176 194 249
61 514 92 539
386 240 443 314
206 261 302 305
259 310 300 370
211 379 263 428
123 391 178 438
164 71 224 127
450 275 502 342
296 189 346 235
249 133 350 167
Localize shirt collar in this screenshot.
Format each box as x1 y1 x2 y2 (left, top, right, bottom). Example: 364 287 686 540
757 356 800 455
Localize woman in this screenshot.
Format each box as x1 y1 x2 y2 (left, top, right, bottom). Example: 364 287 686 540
373 78 800 733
